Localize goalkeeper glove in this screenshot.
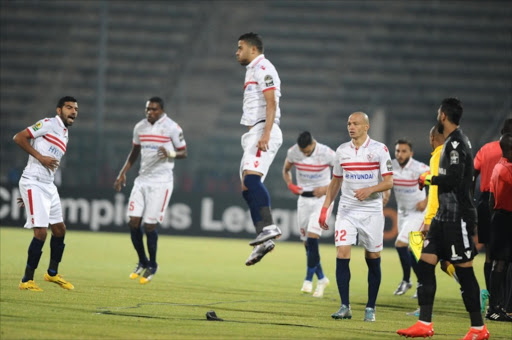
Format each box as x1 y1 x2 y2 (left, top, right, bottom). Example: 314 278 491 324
418 171 432 190
287 183 303 195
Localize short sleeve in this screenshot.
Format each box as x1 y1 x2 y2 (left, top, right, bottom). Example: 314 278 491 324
132 125 140 145
170 124 186 150
255 67 277 93
474 148 483 171
26 119 52 139
380 145 393 176
333 149 343 178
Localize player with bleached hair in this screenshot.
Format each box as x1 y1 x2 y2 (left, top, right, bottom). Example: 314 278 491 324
14 96 78 291
114 97 187 284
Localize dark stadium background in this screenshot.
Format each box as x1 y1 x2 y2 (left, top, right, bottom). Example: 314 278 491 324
1 0 510 245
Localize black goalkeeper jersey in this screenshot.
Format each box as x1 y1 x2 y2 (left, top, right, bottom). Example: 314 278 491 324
431 128 477 225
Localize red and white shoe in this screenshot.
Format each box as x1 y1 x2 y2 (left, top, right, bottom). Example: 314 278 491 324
460 325 489 340
397 321 434 338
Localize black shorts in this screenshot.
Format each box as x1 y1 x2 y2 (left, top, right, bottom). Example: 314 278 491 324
477 191 491 243
489 210 512 261
423 218 477 264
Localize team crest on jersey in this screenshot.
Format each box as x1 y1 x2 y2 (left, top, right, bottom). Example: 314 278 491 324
450 150 459 165
32 122 43 131
254 160 260 168
264 75 274 87
367 153 374 161
386 159 393 171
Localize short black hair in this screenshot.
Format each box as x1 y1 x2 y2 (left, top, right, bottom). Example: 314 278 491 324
395 138 413 151
57 96 77 108
501 118 512 135
500 132 512 155
238 32 264 53
148 96 164 110
440 97 463 125
297 131 313 149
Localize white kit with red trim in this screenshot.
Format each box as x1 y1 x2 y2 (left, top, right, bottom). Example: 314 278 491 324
241 54 281 126
392 158 429 211
333 136 393 213
132 113 186 183
23 115 69 183
286 142 336 191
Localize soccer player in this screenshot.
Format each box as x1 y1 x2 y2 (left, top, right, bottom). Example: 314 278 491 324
473 118 512 307
486 132 512 322
235 32 283 266
391 139 429 296
114 97 187 284
319 112 394 322
397 98 489 339
282 131 335 297
14 96 78 291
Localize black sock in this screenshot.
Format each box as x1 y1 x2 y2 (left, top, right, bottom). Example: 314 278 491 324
455 266 483 327
489 265 505 310
366 257 381 309
23 237 44 282
484 261 492 291
396 247 411 282
130 227 148 265
146 229 158 268
48 235 65 275
336 258 350 306
417 260 436 323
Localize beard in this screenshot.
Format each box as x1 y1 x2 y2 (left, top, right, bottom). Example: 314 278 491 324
436 121 444 134
398 157 410 167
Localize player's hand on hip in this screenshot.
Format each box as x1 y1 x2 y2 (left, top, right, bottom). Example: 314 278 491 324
17 197 25 208
287 183 303 195
158 146 176 159
39 155 59 172
113 174 126 192
418 171 432 190
257 134 270 151
319 207 329 230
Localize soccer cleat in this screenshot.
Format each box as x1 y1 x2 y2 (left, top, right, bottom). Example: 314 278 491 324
397 321 434 338
245 240 275 266
44 272 74 290
480 289 489 314
139 266 158 284
312 277 330 298
406 308 420 317
394 280 413 296
485 307 512 322
301 280 313 294
331 304 352 319
19 280 43 292
249 225 282 246
364 307 376 322
460 325 490 340
129 263 147 280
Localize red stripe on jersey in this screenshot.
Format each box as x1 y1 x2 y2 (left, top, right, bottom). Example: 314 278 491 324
262 87 276 92
177 146 186 151
140 138 171 143
27 189 34 215
333 174 343 178
343 166 380 171
394 179 418 186
139 135 170 140
341 162 379 166
160 189 169 212
43 134 66 152
295 165 329 172
382 172 393 177
26 128 34 138
294 163 328 169
244 81 258 89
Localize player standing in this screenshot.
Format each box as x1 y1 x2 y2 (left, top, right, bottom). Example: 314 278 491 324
391 139 429 296
14 96 78 291
282 131 335 297
319 112 394 322
235 32 283 266
114 97 187 284
397 98 489 339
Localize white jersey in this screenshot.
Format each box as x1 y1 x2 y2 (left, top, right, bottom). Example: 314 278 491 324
241 54 281 126
132 113 186 183
392 158 429 211
22 115 69 184
286 142 336 191
333 136 393 213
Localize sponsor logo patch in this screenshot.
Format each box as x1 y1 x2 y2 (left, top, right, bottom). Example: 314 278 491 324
386 159 393 171
450 150 459 165
32 122 43 131
264 75 274 87
451 141 460 149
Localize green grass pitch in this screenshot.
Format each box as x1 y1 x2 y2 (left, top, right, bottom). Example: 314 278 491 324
1 227 510 339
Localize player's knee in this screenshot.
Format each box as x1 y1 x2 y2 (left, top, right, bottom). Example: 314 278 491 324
492 260 506 272
128 218 141 229
33 227 48 241
144 224 157 232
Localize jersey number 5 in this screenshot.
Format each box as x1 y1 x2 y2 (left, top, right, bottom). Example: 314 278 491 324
129 201 135 211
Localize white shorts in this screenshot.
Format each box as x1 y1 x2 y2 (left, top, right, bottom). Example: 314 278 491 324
128 178 173 224
240 123 282 182
396 209 425 244
334 209 385 252
297 196 332 241
19 177 63 228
